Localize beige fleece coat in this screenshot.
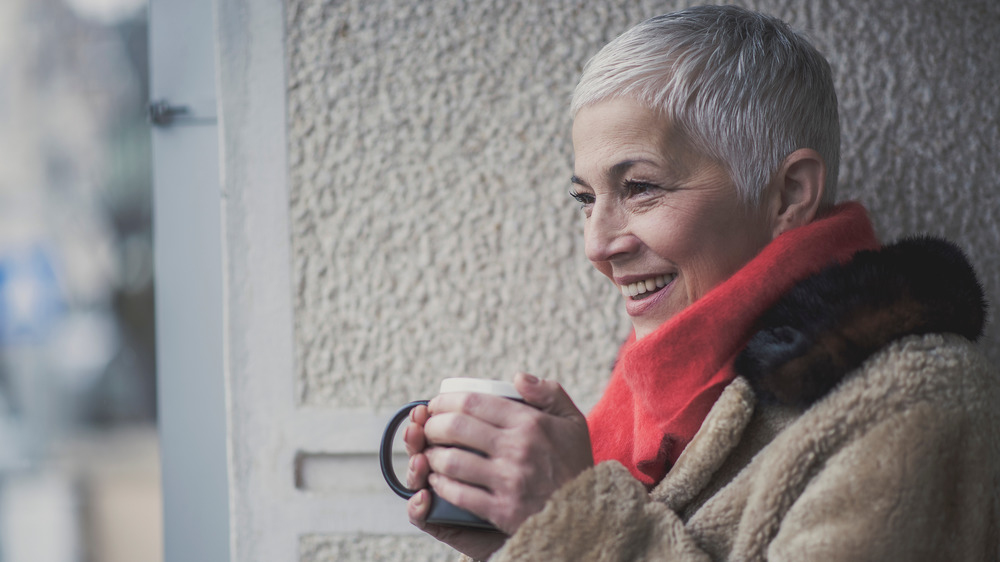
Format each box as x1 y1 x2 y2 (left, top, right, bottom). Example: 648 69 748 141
491 333 999 561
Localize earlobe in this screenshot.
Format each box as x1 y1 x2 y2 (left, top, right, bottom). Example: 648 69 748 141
770 148 826 238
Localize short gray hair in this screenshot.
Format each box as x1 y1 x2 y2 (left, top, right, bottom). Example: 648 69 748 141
572 6 840 207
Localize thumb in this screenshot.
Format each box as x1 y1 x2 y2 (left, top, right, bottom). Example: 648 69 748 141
513 372 582 419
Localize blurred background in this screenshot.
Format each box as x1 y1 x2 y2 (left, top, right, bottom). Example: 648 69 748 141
0 0 159 560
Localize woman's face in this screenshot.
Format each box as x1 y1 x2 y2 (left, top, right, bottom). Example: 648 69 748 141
571 98 777 339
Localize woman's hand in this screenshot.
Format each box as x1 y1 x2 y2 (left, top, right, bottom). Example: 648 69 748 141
404 404 508 560
418 372 594 536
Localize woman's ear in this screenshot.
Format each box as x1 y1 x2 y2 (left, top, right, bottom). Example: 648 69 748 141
768 148 826 238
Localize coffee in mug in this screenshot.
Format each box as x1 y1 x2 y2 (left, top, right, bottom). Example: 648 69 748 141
379 377 524 531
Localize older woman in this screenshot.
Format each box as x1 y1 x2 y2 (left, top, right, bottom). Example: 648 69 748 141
404 6 998 561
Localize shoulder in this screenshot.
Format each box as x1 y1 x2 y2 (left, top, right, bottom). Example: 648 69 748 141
751 336 1000 561
736 236 989 408
817 333 996 426
864 333 994 398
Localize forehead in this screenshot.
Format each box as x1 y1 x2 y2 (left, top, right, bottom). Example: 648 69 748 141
571 98 690 175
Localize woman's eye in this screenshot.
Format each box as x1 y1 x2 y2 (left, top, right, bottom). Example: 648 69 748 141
623 180 658 197
569 190 595 206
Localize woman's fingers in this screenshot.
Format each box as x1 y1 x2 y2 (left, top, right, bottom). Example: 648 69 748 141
427 472 496 526
427 375 585 431
403 422 426 456
404 404 431 490
407 488 432 527
406 451 430 490
403 404 429 456
513 372 585 421
407 487 509 561
428 391 535 430
423 410 503 457
411 403 430 425
424 443 495 490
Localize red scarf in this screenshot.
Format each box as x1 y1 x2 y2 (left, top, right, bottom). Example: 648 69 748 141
587 202 879 486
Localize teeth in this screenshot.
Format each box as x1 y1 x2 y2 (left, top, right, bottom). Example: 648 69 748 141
620 274 675 298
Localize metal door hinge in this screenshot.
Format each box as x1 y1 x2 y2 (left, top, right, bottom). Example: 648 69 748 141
149 100 216 126
149 100 188 126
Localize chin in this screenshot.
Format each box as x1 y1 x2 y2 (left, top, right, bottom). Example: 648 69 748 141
633 310 680 340
632 322 659 340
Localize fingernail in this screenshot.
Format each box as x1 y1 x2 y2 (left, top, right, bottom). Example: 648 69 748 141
522 373 539 384
414 490 424 506
403 424 410 442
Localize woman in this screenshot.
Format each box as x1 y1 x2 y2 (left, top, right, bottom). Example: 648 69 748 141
404 6 998 560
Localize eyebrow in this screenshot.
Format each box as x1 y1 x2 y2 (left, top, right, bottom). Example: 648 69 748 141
570 159 657 187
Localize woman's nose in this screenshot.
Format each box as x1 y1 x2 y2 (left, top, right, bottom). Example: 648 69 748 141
585 202 637 263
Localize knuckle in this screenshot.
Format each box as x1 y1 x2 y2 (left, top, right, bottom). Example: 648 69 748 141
515 410 545 435
497 462 528 496
435 414 468 444
496 433 527 462
525 410 547 431
432 447 464 476
426 413 458 442
455 392 483 414
437 449 459 474
497 431 538 467
509 420 546 449
507 443 531 464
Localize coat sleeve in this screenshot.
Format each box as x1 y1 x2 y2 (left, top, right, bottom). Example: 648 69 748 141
489 372 999 561
489 461 713 562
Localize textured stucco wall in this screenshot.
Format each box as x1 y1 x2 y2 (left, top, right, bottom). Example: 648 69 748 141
286 0 636 412
299 534 455 561
285 0 999 558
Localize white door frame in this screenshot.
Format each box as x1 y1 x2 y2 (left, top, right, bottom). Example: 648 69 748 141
149 0 230 560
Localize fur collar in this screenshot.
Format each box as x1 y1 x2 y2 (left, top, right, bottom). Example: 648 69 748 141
735 236 987 407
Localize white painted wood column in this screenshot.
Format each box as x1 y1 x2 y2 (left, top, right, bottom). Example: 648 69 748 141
149 0 230 560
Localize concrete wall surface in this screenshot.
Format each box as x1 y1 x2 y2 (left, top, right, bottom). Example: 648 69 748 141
277 0 1000 559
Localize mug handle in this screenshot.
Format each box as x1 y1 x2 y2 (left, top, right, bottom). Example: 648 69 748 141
380 400 429 499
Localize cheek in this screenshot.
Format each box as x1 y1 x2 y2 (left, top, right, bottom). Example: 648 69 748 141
654 208 750 292
686 219 770 294
639 211 690 262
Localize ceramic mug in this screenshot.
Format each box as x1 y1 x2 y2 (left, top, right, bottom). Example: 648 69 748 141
379 378 523 531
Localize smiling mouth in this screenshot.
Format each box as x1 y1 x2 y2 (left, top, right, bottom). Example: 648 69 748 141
620 274 676 300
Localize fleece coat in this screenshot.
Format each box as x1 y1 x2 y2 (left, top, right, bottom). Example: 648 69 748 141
488 237 1000 561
